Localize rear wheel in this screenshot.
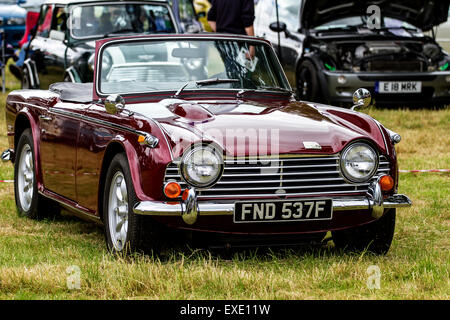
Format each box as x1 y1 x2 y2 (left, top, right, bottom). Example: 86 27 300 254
333 209 396 255
103 153 162 255
296 60 321 102
14 129 59 219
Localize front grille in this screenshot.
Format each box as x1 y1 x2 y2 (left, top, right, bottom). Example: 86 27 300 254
365 60 423 72
164 155 390 200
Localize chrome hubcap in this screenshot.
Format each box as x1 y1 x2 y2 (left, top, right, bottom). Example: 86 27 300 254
108 171 129 251
18 144 34 211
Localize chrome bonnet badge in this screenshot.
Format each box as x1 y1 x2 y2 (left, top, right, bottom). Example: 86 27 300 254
303 141 322 150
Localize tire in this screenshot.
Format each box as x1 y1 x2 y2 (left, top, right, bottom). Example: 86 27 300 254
296 60 322 102
103 153 161 255
14 129 59 219
332 209 396 255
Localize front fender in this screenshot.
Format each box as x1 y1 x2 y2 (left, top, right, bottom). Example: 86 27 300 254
14 108 44 192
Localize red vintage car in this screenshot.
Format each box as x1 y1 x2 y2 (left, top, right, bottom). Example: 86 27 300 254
2 34 411 254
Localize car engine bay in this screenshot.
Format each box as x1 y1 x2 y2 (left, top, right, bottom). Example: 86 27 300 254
315 39 449 72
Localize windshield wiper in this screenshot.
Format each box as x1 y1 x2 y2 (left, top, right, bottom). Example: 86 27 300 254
257 86 293 93
237 86 293 98
173 78 239 98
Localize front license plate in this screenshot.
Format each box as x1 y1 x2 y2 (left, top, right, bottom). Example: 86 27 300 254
376 81 422 93
234 199 333 223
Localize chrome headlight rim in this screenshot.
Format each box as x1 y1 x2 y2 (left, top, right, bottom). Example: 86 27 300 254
180 144 224 188
340 142 379 183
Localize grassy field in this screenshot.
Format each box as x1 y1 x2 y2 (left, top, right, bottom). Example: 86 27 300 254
0 69 448 300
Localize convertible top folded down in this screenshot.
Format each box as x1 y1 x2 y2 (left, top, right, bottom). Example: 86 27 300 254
49 82 93 103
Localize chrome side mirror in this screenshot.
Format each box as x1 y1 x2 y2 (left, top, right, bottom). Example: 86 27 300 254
105 94 125 115
352 88 372 111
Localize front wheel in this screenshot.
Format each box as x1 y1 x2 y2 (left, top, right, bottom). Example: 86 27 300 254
332 209 396 255
14 129 59 219
103 153 161 255
296 60 322 102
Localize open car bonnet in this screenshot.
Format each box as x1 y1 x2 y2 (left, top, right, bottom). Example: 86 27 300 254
300 0 450 31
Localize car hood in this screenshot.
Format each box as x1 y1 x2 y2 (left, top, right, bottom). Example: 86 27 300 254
300 0 449 31
0 4 26 18
128 98 386 158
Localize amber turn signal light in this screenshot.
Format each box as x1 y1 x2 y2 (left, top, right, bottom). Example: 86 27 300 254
164 181 181 199
137 135 146 143
379 175 394 192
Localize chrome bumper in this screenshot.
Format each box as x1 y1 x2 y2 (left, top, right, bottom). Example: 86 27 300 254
133 179 412 225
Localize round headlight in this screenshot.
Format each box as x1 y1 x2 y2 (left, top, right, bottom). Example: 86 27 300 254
181 145 223 188
340 142 378 183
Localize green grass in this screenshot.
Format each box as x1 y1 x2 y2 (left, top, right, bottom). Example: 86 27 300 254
0 67 448 300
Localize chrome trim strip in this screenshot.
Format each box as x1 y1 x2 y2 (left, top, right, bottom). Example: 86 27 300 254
204 177 347 185
223 163 339 170
38 191 101 221
48 107 159 147
9 101 51 111
201 184 370 192
133 194 412 217
197 190 367 199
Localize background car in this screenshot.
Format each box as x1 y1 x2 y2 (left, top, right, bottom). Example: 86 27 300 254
3 34 411 254
255 0 450 107
18 0 180 90
0 0 27 47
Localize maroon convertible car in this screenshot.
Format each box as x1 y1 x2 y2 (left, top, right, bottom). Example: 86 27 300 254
2 34 411 254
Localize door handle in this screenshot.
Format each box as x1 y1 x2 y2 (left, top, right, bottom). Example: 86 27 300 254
39 115 52 121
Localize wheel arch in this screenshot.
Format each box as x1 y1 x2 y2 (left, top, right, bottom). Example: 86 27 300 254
97 139 145 221
14 111 44 190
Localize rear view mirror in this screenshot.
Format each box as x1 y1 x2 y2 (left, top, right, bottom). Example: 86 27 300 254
269 21 287 33
105 94 125 115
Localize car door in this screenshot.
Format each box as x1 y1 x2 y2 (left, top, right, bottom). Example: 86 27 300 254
39 101 87 201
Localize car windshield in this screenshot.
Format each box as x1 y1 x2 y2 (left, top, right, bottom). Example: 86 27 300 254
70 3 176 39
99 39 291 95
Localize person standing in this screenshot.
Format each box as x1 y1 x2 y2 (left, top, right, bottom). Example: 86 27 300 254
207 0 255 36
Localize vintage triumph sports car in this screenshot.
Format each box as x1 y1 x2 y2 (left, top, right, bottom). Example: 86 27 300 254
2 34 411 254
255 0 450 106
